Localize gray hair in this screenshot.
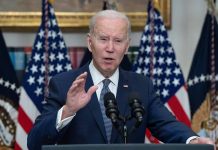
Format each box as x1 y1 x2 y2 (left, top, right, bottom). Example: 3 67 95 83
89 10 131 37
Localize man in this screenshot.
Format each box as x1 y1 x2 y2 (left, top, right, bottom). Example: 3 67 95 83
27 10 214 150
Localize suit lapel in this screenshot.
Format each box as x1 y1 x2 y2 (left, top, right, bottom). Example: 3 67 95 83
111 69 130 143
85 68 107 143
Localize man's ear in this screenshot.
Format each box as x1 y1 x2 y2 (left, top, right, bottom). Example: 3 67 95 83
87 33 92 52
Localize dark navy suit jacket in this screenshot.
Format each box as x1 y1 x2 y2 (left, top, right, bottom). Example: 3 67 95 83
27 64 197 150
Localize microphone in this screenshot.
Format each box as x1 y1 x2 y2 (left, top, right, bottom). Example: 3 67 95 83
104 92 119 125
128 92 145 127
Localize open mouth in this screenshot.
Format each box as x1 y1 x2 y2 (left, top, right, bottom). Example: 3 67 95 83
104 57 114 63
105 58 113 60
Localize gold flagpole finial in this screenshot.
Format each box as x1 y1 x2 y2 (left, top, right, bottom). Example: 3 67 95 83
206 0 216 15
153 0 160 10
48 0 54 5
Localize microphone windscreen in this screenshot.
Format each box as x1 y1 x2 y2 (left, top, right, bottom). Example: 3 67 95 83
128 92 140 104
104 92 115 102
104 92 115 100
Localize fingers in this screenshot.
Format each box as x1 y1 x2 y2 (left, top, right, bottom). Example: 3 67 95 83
69 72 88 94
87 85 98 97
69 79 84 95
75 72 87 81
198 137 214 145
190 137 215 145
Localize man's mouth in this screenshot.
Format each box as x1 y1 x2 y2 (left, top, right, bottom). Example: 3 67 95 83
104 57 114 63
105 58 113 60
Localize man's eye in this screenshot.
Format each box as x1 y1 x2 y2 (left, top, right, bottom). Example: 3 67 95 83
98 37 108 41
115 39 122 43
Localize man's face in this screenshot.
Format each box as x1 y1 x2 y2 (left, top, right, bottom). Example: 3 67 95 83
87 17 130 77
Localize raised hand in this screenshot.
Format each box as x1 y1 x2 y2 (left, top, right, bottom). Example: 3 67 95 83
62 72 98 119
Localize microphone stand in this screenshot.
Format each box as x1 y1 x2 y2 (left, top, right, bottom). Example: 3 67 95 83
104 92 144 143
123 124 127 143
112 114 132 144
112 114 143 144
121 115 128 144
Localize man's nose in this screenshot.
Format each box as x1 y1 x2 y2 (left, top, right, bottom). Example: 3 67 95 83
107 40 115 52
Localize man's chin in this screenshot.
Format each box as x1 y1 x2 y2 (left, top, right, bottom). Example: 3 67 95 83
101 67 116 77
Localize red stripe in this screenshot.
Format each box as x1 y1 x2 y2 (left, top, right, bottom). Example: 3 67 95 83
14 142 22 150
73 48 78 68
167 95 191 127
18 106 33 133
146 129 160 143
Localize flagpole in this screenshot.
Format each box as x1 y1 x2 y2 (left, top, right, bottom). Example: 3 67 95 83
210 4 216 105
149 0 155 79
44 0 49 99
208 0 218 144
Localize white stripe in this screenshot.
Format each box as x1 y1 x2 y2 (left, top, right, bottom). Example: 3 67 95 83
164 103 175 116
145 135 163 144
145 136 151 143
19 87 40 123
15 123 28 150
175 86 191 119
165 86 190 120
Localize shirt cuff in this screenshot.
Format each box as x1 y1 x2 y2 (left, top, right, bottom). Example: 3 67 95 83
56 106 76 131
186 136 199 144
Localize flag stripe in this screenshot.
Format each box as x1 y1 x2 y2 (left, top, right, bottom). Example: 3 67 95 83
15 123 28 150
145 129 160 143
73 49 78 68
166 85 191 127
164 103 173 114
18 106 33 133
168 95 191 126
14 142 22 150
175 86 190 118
19 87 40 123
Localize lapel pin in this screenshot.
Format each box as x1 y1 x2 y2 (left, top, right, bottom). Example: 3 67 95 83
123 85 128 88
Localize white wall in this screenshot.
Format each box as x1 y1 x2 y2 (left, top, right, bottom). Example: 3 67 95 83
2 0 209 79
168 0 207 79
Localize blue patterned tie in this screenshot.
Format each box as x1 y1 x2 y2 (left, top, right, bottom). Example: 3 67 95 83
99 79 112 143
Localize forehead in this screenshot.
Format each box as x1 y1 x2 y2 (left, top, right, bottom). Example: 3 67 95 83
94 17 128 36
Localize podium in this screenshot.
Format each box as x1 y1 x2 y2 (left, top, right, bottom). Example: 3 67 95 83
42 144 213 150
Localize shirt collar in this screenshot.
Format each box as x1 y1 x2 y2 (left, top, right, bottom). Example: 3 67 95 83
89 60 119 86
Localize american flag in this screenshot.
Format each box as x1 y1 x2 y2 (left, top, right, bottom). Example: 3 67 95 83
15 0 71 149
133 3 191 143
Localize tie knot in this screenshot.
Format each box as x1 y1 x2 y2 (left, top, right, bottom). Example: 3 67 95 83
103 79 110 88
